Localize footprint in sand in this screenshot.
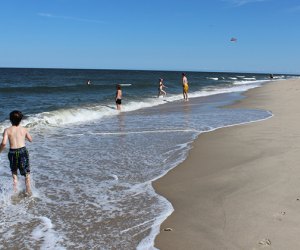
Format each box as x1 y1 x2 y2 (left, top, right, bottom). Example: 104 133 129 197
274 211 286 221
259 238 271 246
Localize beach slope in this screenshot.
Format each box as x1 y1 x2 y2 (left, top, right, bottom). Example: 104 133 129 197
154 79 300 250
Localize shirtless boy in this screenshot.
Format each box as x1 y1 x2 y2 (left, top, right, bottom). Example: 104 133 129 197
115 84 122 110
0 110 32 195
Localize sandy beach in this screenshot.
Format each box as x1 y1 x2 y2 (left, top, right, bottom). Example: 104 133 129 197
154 79 300 250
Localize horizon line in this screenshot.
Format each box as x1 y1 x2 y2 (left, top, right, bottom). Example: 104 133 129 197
0 66 298 76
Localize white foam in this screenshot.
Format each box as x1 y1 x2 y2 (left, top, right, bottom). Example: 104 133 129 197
31 216 65 250
0 79 268 131
13 105 118 130
233 79 268 86
0 177 14 207
273 75 285 79
190 81 263 98
136 190 174 250
119 83 132 86
85 129 199 136
109 174 119 181
243 77 256 80
206 77 219 80
0 120 11 134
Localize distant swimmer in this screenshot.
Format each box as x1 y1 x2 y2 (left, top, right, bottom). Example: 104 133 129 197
0 111 33 196
115 84 122 110
182 73 189 101
157 78 167 98
269 74 274 79
86 80 92 85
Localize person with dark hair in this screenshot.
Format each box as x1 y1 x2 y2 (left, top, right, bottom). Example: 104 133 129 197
182 73 189 101
115 84 122 110
0 110 33 196
157 78 167 98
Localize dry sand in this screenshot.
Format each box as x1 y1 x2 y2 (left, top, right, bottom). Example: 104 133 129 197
153 79 300 250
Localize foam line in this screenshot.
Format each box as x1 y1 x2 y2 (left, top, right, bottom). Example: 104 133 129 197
120 218 156 234
91 129 199 135
65 129 200 137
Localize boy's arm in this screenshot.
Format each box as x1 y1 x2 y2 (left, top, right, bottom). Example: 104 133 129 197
25 128 32 143
0 129 8 153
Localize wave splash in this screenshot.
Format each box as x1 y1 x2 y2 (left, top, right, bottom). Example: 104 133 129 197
0 80 267 132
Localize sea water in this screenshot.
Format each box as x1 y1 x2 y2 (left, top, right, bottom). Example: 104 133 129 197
0 68 296 249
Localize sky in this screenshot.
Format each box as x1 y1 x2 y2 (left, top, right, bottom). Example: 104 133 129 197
0 0 299 74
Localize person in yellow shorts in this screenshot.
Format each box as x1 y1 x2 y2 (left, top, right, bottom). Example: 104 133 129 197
182 73 189 101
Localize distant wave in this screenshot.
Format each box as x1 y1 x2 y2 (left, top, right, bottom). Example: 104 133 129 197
272 75 286 79
0 81 267 132
119 84 132 86
233 80 269 85
206 77 219 80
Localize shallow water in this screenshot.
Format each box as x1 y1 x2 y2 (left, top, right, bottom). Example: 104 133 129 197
0 68 293 249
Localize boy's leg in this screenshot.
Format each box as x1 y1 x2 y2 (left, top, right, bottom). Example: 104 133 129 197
25 174 32 195
12 173 18 193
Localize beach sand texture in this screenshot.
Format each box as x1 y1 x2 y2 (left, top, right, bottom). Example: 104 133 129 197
154 79 300 250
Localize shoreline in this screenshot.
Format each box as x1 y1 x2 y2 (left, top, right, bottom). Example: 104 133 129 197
153 79 300 249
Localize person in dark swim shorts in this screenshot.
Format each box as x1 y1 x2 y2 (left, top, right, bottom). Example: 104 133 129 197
116 98 122 105
115 84 122 110
8 147 30 176
0 110 33 195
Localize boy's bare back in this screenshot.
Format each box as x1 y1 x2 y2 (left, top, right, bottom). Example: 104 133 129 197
0 110 33 195
3 126 32 149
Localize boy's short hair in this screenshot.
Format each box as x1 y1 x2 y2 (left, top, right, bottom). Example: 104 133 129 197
10 110 23 126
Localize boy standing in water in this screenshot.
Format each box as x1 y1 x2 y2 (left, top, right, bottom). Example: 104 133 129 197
115 84 122 110
0 110 32 195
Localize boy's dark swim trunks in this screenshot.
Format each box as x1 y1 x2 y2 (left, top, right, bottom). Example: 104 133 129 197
8 147 30 176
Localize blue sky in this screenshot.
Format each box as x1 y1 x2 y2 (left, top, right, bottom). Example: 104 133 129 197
1 0 299 74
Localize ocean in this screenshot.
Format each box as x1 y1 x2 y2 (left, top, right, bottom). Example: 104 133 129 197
0 68 295 249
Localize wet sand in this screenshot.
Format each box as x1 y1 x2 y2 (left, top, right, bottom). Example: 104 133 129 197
154 79 300 250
